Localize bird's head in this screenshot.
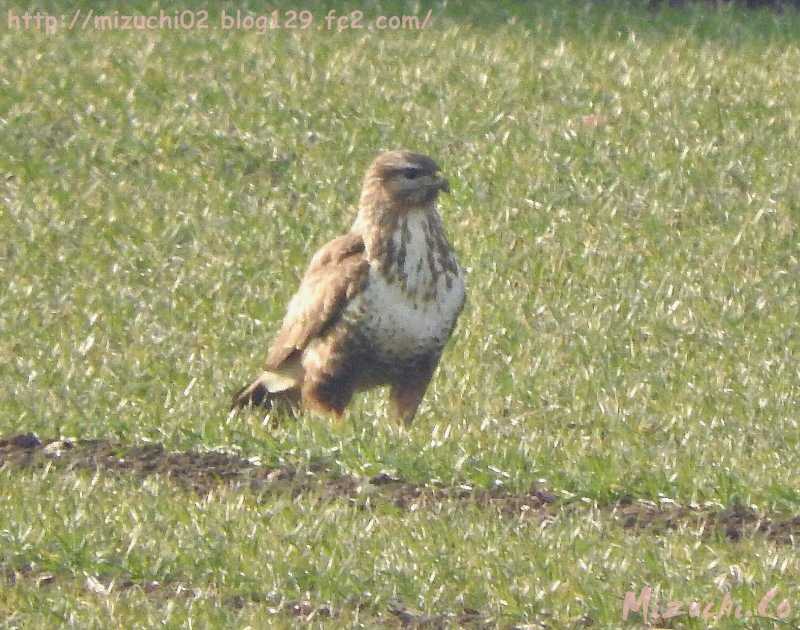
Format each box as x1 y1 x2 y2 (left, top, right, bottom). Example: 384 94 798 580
359 150 450 212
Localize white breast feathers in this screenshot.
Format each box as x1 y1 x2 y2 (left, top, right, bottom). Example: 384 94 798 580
347 210 465 363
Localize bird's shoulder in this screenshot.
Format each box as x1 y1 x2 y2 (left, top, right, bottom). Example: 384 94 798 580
305 231 366 277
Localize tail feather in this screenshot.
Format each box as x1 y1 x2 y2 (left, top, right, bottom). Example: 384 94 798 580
230 370 300 411
231 381 270 410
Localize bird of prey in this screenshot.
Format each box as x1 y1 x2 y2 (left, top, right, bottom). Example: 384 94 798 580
231 150 465 426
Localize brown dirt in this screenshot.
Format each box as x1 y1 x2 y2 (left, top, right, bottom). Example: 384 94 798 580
2 433 799 546
387 599 494 628
2 432 798 628
0 560 340 620
1 558 493 626
616 498 800 545
0 433 558 513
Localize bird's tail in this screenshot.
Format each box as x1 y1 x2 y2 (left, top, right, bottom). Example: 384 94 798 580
230 370 299 411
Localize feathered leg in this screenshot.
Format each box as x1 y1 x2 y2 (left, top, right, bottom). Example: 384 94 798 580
389 359 437 426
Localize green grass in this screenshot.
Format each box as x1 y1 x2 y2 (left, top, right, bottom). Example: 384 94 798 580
3 0 800 626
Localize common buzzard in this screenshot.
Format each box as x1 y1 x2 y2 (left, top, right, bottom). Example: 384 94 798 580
231 150 465 425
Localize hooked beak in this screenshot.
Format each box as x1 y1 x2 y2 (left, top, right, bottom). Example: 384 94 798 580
435 175 450 194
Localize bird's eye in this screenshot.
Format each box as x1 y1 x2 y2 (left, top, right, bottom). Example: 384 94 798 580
403 168 421 180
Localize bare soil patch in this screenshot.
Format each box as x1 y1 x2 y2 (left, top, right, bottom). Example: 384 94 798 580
2 433 799 545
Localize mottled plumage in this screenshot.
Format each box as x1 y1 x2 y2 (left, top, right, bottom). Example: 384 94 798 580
231 150 465 425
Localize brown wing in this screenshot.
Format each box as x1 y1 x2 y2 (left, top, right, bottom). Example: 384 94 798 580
264 231 369 369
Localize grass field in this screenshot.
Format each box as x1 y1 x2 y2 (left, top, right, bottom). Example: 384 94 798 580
3 0 800 627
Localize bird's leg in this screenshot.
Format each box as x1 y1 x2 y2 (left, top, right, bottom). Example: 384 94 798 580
389 364 436 427
302 374 354 420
